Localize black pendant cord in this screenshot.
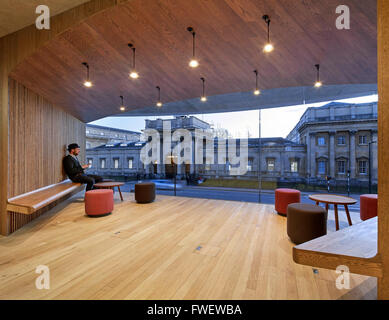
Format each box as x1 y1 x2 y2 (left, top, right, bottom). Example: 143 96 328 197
254 70 259 90
193 32 196 58
315 64 320 82
120 95 124 106
82 62 90 81
267 20 270 43
201 77 205 97
156 86 161 101
128 43 136 69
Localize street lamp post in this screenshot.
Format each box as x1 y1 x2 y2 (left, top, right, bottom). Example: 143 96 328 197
368 141 377 194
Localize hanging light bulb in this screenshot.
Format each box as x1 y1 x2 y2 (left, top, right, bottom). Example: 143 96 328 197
253 70 261 95
187 27 199 68
262 15 274 53
82 62 93 87
200 77 207 102
156 86 163 107
119 95 126 111
314 64 323 88
128 43 139 79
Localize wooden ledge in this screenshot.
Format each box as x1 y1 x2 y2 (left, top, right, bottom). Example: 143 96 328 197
293 218 382 277
7 180 82 215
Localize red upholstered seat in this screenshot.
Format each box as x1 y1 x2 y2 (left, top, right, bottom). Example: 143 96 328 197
275 188 301 216
360 194 378 221
85 189 114 217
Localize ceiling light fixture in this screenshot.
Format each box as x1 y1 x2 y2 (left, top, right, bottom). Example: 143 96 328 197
119 95 126 111
156 86 163 107
262 15 274 53
187 27 199 68
200 77 207 102
314 64 323 88
82 62 93 87
253 70 261 95
128 43 139 79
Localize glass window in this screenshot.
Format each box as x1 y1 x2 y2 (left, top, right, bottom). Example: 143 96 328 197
100 158 106 169
318 161 326 175
359 135 367 145
337 160 346 174
290 161 298 173
337 136 345 145
359 160 368 174
128 158 133 169
247 158 253 172
87 158 93 168
267 159 275 172
317 136 326 146
113 158 120 169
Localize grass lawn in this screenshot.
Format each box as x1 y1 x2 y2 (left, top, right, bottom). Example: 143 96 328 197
199 179 277 190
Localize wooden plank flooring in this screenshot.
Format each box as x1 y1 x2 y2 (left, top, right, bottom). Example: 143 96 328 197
0 192 377 300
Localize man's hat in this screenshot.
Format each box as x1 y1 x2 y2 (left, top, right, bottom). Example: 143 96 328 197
67 143 81 152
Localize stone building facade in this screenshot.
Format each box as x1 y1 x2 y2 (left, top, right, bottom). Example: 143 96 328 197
86 124 141 149
86 102 378 189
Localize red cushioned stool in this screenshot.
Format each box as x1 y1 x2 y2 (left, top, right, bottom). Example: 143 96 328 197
275 188 301 216
85 189 114 217
360 194 378 221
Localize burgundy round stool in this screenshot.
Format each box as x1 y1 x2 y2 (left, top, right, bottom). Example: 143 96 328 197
360 194 378 221
85 189 114 217
275 188 301 216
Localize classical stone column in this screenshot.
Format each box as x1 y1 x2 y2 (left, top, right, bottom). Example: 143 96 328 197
349 130 357 179
329 131 336 178
371 129 378 182
306 133 311 177
309 133 316 178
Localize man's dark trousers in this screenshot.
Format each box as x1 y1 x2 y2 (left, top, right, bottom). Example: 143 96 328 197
72 174 103 191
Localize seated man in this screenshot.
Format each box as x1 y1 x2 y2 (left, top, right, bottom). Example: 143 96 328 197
63 143 103 191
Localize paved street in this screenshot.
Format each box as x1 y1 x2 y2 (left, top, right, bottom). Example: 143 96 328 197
120 181 361 212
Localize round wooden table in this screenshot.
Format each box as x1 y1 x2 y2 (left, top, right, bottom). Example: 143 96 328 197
309 194 357 231
94 182 125 201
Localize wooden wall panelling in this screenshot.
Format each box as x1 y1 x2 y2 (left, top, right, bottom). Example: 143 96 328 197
378 0 389 300
1 0 127 235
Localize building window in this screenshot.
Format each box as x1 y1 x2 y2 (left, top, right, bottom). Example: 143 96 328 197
87 158 93 168
318 161 326 175
267 159 275 172
337 160 346 174
247 158 253 172
359 160 368 175
128 158 133 169
359 135 368 145
113 158 120 169
100 158 106 169
86 143 91 149
337 136 346 146
290 160 298 173
317 136 326 146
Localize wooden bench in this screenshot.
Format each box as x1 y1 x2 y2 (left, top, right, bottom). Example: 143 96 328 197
7 180 82 215
293 218 382 277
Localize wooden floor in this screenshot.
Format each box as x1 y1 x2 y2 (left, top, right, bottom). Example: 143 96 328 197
0 192 377 300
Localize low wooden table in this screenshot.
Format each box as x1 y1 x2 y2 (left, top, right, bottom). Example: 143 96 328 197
309 194 357 231
94 182 125 201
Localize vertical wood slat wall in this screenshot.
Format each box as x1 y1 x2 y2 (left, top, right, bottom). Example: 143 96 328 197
7 78 85 233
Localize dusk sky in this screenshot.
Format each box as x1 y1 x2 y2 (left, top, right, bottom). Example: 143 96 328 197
89 95 378 139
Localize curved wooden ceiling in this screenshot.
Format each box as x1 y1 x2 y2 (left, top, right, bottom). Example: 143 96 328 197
9 0 377 122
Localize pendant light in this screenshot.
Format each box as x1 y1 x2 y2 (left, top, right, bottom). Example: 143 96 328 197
200 77 207 102
253 70 261 95
156 86 163 107
262 15 274 53
314 64 323 88
82 62 92 87
119 95 126 112
187 27 199 68
128 43 139 79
